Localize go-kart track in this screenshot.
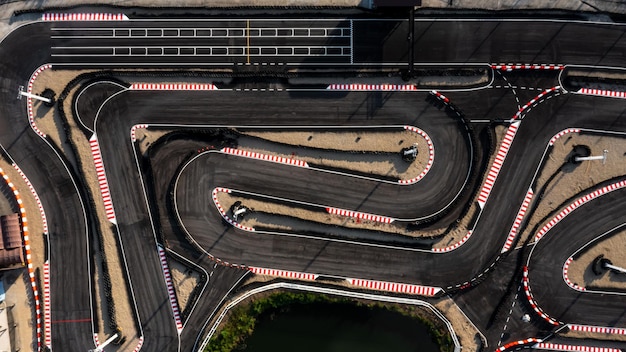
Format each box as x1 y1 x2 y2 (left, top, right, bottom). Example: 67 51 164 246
1 8 626 352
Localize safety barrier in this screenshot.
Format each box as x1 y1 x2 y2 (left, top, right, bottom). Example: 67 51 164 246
43 262 51 349
514 86 561 120
549 128 581 146
399 126 434 185
522 266 560 325
26 64 52 138
220 147 309 168
491 64 564 71
348 278 441 296
477 121 520 208
562 257 585 292
130 124 148 143
568 324 626 335
248 266 318 280
41 13 128 21
157 246 183 333
130 83 218 91
496 338 541 352
501 188 534 253
211 187 255 232
577 88 626 99
533 343 620 352
326 207 394 224
432 231 472 253
326 84 417 91
89 135 116 224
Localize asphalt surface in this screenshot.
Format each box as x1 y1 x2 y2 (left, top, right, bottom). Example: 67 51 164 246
0 13 625 352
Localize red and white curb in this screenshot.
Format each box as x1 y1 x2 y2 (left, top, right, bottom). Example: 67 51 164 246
477 121 520 208
432 230 472 253
130 83 218 91
549 128 581 146
430 90 450 104
248 266 318 281
534 180 626 242
158 246 183 333
496 338 542 352
26 64 52 138
220 147 309 168
501 188 534 253
348 278 441 296
522 266 560 325
563 257 585 292
0 167 43 351
399 126 434 185
42 13 128 21
577 88 626 99
93 333 100 347
132 337 144 352
211 187 255 232
43 262 51 349
326 84 417 91
568 324 626 335
13 163 48 235
533 343 620 352
130 124 148 142
491 63 564 71
90 135 116 224
514 86 561 120
326 207 394 224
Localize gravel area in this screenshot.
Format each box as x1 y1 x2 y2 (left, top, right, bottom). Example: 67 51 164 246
434 296 482 352
170 259 200 312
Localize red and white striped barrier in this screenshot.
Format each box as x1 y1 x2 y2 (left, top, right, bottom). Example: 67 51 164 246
132 337 144 352
41 13 128 21
13 163 48 235
514 86 561 120
130 124 148 142
93 333 100 347
89 135 116 224
534 180 626 242
533 343 620 352
430 90 450 104
477 121 520 208
158 246 183 333
399 126 434 185
220 147 309 168
326 84 417 91
326 207 394 224
491 64 564 71
562 257 585 292
432 230 472 253
248 266 318 280
568 324 626 335
211 187 255 232
522 266 560 325
577 88 626 99
549 128 581 146
348 278 441 296
26 64 52 138
0 167 43 351
501 188 534 253
130 83 218 91
43 261 51 349
496 338 542 352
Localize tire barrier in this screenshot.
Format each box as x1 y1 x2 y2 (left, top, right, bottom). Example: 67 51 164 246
89 135 116 224
0 167 43 351
501 188 534 253
496 338 541 352
325 207 394 224
534 180 626 242
562 257 585 292
26 64 52 138
248 266 318 281
13 164 48 235
130 124 148 143
326 84 417 91
41 13 128 21
533 343 620 352
477 121 520 208
514 86 561 120
549 128 581 146
129 83 218 91
491 64 564 71
399 126 434 185
347 278 441 296
211 187 255 232
577 88 626 99
522 266 560 326
220 147 309 168
157 246 183 333
568 324 626 335
432 230 472 253
43 262 51 350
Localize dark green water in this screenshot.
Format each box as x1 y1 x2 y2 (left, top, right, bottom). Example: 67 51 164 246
240 302 440 352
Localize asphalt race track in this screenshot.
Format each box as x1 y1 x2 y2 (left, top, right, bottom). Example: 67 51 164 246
0 10 625 352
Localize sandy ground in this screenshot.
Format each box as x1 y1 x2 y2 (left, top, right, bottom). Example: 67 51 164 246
169 258 200 313
136 129 169 156
561 327 626 342
519 133 626 247
434 296 483 352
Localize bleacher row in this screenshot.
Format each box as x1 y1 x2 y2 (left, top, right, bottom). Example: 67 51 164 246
158 246 183 332
27 64 51 138
211 187 255 232
562 257 585 292
501 188 534 253
220 147 309 168
326 207 393 224
399 126 434 185
89 135 117 223
41 13 128 21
